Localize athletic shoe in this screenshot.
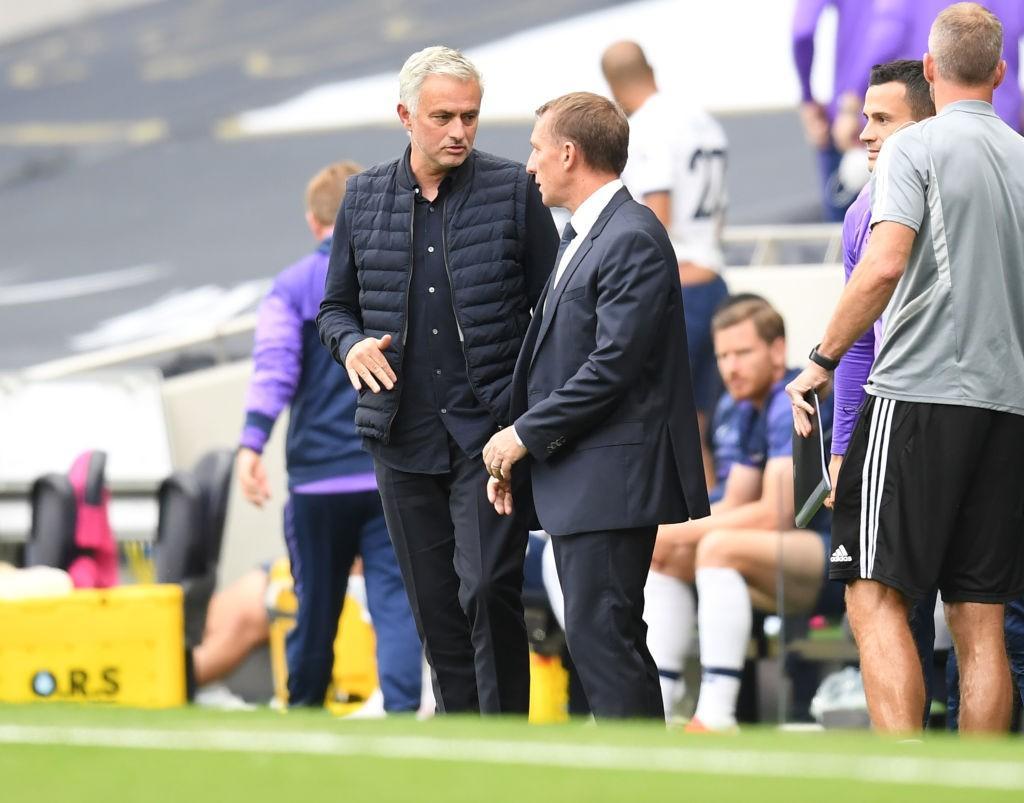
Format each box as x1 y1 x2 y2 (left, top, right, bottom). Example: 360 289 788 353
684 716 738 734
193 683 255 711
340 688 386 720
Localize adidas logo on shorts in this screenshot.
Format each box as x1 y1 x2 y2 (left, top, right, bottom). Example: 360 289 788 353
830 545 853 563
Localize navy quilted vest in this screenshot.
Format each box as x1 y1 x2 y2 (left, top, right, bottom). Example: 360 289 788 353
346 149 531 442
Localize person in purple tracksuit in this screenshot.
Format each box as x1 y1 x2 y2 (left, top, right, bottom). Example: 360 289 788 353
828 60 939 725
838 0 1024 134
236 162 421 711
792 0 881 221
829 60 936 471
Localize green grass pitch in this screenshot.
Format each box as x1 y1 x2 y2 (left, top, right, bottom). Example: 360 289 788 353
1 704 1023 803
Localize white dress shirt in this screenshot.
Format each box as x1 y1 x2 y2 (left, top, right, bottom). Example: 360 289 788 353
552 178 624 291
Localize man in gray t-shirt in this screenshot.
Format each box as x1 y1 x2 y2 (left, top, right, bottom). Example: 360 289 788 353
868 100 1024 409
787 2 1024 736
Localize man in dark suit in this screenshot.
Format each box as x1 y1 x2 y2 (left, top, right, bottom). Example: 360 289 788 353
482 91 710 719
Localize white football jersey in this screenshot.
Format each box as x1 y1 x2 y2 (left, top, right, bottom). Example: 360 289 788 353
620 92 728 270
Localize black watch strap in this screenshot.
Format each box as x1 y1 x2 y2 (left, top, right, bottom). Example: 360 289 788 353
809 344 840 371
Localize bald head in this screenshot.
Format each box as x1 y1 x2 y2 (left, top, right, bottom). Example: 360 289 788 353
928 2 1004 86
600 41 656 115
601 41 654 84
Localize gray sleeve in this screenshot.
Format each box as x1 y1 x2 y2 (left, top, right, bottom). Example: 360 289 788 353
869 129 927 232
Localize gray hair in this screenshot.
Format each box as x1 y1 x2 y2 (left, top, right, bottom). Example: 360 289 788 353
398 46 483 113
928 2 1004 86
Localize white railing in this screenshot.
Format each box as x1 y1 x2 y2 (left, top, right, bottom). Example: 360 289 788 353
23 312 258 381
724 223 843 266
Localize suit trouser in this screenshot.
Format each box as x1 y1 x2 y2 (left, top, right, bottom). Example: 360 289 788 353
373 443 531 714
284 490 422 711
551 526 663 719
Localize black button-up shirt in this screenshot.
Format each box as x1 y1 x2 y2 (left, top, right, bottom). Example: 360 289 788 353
366 175 498 474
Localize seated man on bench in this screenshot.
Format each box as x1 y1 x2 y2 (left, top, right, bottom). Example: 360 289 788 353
650 297 844 731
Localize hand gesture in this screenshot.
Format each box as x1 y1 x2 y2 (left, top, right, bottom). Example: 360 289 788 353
345 334 397 393
236 447 270 508
824 454 843 509
785 362 831 437
481 427 527 482
487 476 514 516
799 101 831 150
831 91 863 152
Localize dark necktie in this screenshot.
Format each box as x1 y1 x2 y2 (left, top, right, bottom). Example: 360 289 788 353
544 223 577 316
554 222 577 278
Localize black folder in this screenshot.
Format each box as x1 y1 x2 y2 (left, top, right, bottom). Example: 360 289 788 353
793 390 831 528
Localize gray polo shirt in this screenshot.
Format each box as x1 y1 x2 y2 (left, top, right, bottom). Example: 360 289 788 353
866 100 1024 415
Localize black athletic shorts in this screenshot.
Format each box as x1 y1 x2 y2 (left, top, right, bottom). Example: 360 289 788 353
829 396 1024 603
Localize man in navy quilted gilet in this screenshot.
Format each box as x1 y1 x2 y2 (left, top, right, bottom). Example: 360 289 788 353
318 46 558 715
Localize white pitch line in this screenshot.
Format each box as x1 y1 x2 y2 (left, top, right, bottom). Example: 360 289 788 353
0 264 167 306
0 725 1022 791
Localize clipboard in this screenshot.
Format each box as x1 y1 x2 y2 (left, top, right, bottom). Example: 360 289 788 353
793 390 831 528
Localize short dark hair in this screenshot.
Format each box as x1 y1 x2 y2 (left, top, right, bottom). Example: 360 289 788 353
535 92 629 176
868 59 935 120
711 297 786 344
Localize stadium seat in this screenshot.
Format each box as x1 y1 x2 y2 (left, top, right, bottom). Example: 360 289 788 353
26 473 76 570
26 450 118 589
155 449 233 647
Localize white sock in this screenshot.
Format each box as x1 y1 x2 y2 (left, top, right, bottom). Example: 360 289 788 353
693 566 752 729
540 537 565 631
346 575 370 623
643 570 695 720
934 592 952 651
417 654 436 718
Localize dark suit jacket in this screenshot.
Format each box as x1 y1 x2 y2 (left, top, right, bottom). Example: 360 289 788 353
511 187 710 536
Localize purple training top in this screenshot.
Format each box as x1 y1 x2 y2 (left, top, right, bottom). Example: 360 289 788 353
864 0 1023 132
792 0 880 120
240 239 375 494
794 1 1023 132
831 183 883 456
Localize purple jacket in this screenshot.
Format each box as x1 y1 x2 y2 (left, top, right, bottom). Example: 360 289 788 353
794 1 1023 131
241 239 375 489
832 184 882 456
863 0 1023 132
793 0 881 120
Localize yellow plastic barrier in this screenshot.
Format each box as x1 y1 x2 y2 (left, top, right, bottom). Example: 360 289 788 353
266 558 378 713
265 557 570 721
528 652 569 724
0 584 185 708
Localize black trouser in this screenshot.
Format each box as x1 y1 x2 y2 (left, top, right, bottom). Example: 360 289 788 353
551 526 663 720
373 441 530 714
